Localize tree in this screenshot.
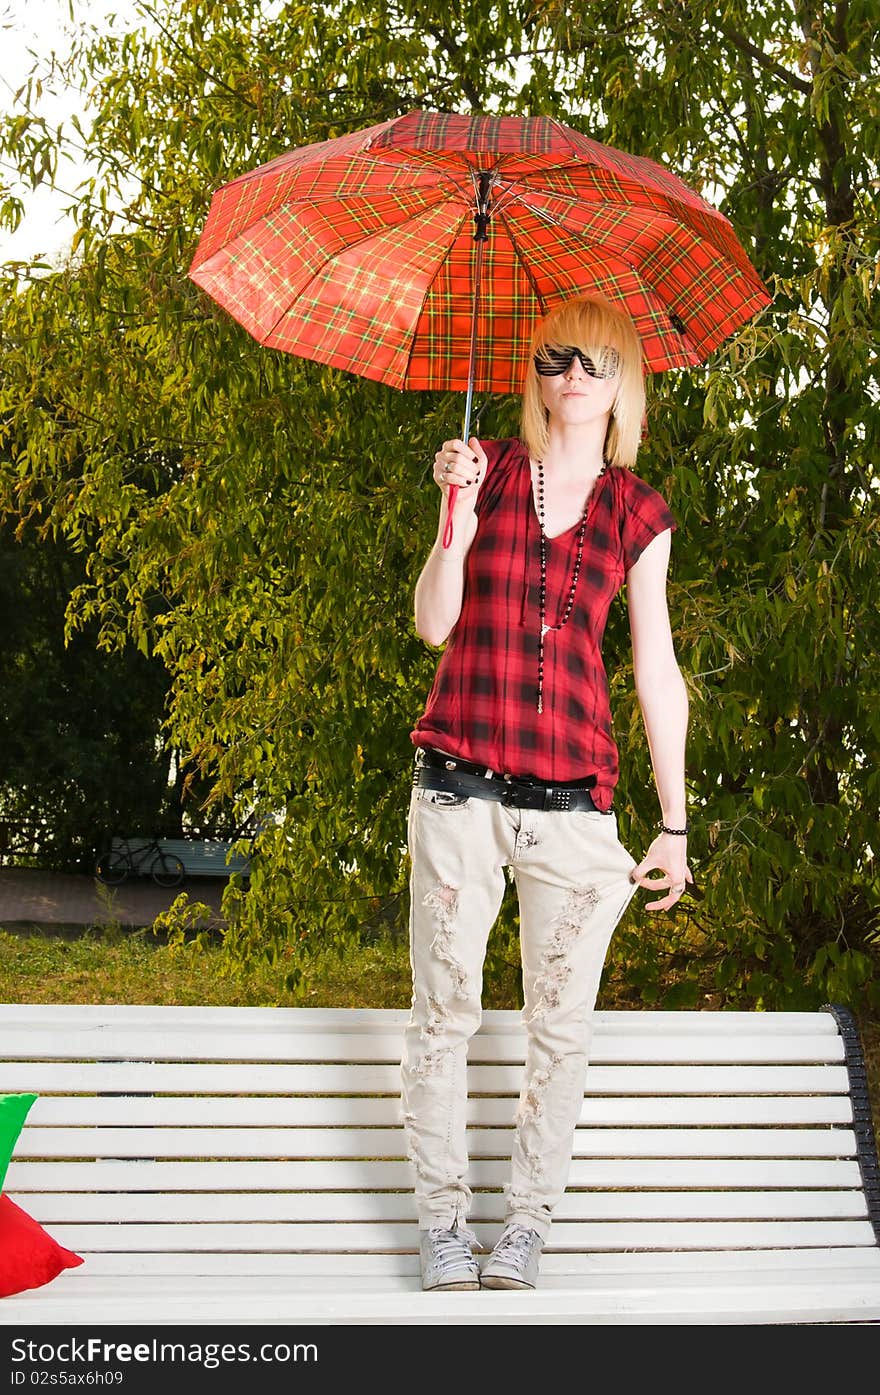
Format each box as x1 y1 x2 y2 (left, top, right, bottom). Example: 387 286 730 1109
0 518 175 869
538 0 879 1010
0 0 876 1009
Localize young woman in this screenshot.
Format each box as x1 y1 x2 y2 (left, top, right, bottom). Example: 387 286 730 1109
401 292 693 1292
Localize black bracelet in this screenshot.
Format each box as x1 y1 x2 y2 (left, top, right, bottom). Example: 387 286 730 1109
658 820 689 836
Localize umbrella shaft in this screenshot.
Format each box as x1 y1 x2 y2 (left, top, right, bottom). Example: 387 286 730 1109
446 170 493 550
462 233 486 443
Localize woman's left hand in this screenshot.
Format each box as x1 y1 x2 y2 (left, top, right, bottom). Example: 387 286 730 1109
629 833 694 912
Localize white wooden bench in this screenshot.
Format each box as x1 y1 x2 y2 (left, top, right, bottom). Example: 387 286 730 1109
1 1003 879 1325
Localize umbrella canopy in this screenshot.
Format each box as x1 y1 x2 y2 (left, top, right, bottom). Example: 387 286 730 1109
189 109 771 547
189 108 771 394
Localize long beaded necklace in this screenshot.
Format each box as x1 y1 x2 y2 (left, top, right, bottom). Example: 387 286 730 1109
535 458 607 714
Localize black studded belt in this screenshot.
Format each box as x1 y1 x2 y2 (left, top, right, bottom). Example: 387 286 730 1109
413 747 604 813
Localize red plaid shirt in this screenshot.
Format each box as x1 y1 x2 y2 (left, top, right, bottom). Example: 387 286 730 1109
410 437 677 811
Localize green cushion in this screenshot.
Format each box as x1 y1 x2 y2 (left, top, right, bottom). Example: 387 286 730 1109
0 1093 38 1192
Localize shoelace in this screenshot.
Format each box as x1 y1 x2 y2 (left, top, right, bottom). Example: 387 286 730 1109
427 1224 479 1273
492 1224 539 1265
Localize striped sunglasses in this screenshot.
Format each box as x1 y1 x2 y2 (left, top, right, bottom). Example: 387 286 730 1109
533 345 622 378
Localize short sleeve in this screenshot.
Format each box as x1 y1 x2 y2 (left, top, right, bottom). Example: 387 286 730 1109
473 438 527 520
620 470 677 571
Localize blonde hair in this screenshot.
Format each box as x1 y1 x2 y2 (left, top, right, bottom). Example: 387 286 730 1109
520 294 645 467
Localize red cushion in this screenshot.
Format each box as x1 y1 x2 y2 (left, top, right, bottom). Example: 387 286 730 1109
0 1194 84 1297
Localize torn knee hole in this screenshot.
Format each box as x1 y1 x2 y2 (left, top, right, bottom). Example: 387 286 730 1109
413 1046 452 1078
512 1053 564 1181
525 885 600 1023
419 993 451 1041
526 960 572 1022
423 883 470 999
515 1053 564 1128
554 884 600 937
402 1113 432 1180
422 882 459 927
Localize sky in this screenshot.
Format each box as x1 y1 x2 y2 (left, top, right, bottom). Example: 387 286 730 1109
0 0 135 264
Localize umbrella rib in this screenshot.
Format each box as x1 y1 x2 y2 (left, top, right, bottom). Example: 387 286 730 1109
547 115 586 158
199 176 471 348
363 155 472 198
498 198 693 346
495 205 550 322
399 203 474 390
492 166 586 217
195 153 476 277
496 169 733 231
492 180 733 312
540 118 728 221
490 171 736 341
199 175 467 269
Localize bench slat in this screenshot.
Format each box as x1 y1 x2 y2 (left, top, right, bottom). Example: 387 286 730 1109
0 1005 841 1033
21 1094 855 1128
17 1285 880 1325
6 1157 865 1193
42 1218 880 1252
33 1246 880 1277
9 1125 862 1159
1 1029 847 1064
14 1188 871 1225
0 1062 852 1095
4 1267 880 1326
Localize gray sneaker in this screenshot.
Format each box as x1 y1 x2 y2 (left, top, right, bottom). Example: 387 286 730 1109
419 1222 481 1291
480 1223 543 1289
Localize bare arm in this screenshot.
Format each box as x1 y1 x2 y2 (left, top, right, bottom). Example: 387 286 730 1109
625 528 693 910
414 437 487 646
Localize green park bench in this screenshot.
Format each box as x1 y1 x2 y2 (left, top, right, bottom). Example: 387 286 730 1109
105 836 251 883
152 838 250 879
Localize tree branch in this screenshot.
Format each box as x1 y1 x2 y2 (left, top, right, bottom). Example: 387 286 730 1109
135 1 260 111
717 23 813 96
422 23 486 112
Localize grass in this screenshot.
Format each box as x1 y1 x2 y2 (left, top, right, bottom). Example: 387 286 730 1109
0 922 419 1009
1 920 878 1131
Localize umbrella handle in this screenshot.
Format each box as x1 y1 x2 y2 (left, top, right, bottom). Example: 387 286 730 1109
440 393 473 548
442 485 459 549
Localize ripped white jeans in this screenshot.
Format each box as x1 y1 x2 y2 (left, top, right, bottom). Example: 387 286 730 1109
400 783 639 1243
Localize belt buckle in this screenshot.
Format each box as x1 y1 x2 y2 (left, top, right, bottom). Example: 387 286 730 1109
505 782 532 809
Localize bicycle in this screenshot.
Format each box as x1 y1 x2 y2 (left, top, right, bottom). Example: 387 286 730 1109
95 836 186 889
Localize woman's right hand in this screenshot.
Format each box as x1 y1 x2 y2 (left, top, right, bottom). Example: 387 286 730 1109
432 437 488 509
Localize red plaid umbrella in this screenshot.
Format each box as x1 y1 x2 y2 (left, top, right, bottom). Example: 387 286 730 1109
189 108 771 539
